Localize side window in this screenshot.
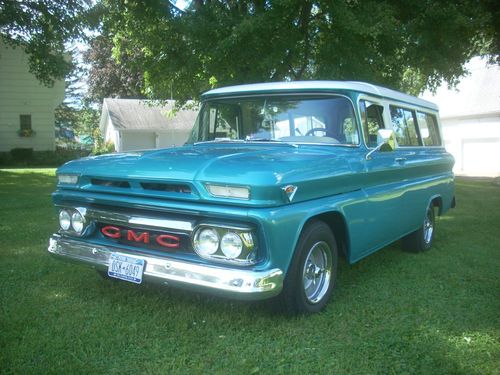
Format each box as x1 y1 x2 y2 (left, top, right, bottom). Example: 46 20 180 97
417 112 441 146
360 100 384 147
390 106 420 146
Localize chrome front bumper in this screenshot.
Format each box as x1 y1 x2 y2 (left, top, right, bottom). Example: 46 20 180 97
48 234 283 300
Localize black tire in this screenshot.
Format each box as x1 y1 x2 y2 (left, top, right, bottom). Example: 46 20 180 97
402 205 436 252
280 220 338 315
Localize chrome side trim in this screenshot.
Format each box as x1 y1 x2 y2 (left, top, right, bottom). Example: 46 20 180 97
48 235 283 300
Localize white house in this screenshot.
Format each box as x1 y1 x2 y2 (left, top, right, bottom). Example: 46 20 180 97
99 98 198 152
0 38 64 152
421 57 500 177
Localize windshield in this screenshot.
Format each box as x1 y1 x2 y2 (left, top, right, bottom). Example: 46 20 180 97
188 95 360 145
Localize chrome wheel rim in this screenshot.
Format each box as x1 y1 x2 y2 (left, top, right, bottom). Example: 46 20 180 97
423 208 434 245
302 241 332 304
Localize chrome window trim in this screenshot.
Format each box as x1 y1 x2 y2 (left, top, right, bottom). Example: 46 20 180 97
357 95 387 150
357 94 445 150
193 92 362 147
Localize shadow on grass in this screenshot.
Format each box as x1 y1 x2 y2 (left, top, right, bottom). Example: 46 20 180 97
0 170 56 190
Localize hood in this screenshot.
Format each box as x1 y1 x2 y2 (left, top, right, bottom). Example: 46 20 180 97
57 143 362 207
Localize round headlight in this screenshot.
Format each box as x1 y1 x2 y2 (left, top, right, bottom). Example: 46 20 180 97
194 228 219 257
59 210 71 231
71 211 85 234
221 232 243 259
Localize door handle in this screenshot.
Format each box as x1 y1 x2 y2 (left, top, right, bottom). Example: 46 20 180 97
395 157 407 163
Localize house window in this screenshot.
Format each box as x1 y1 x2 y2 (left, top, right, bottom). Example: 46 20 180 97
20 115 32 131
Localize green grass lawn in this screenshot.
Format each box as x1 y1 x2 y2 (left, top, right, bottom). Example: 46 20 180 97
1 169 498 374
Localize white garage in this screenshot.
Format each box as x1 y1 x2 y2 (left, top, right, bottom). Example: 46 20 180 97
99 99 198 152
421 57 500 177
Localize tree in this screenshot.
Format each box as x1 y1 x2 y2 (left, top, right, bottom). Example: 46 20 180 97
99 0 498 100
0 0 96 86
83 34 145 103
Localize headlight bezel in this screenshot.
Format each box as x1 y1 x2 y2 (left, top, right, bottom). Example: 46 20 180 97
193 228 220 257
71 210 85 234
220 232 243 259
192 224 258 266
59 210 71 231
58 207 89 237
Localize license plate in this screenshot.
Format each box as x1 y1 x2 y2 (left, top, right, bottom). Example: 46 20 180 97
108 253 145 284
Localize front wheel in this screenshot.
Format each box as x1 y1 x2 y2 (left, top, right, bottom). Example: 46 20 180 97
402 204 436 252
281 220 338 314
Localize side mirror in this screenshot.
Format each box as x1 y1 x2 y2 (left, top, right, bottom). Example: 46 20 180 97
365 129 396 160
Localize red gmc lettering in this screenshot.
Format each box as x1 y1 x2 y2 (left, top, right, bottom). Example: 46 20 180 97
156 234 180 248
101 225 180 249
101 225 121 238
127 230 150 244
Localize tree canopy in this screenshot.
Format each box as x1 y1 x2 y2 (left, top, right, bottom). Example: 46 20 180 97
2 0 498 99
0 0 97 86
83 34 145 103
95 0 498 101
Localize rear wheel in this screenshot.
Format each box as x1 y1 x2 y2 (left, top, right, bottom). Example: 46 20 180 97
281 221 338 314
402 204 436 252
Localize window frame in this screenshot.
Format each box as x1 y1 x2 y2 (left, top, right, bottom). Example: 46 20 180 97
20 114 32 131
191 93 362 147
389 104 423 147
358 97 387 149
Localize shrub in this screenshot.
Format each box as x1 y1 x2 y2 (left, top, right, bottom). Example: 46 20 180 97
0 149 90 168
10 148 34 162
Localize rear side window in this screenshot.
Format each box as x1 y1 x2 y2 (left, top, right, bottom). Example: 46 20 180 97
360 100 385 147
390 106 420 146
416 112 441 146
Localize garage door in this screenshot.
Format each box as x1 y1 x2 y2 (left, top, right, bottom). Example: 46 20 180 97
462 138 500 176
121 133 156 151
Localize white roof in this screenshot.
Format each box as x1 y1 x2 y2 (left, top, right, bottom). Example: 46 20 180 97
420 57 500 119
203 80 439 111
100 99 198 132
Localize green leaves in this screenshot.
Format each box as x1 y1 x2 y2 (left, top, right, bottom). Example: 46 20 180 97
13 0 492 101
95 0 497 102
0 0 94 86
1 0 497 96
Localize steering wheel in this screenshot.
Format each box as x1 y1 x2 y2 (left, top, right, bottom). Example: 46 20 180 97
305 128 327 136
